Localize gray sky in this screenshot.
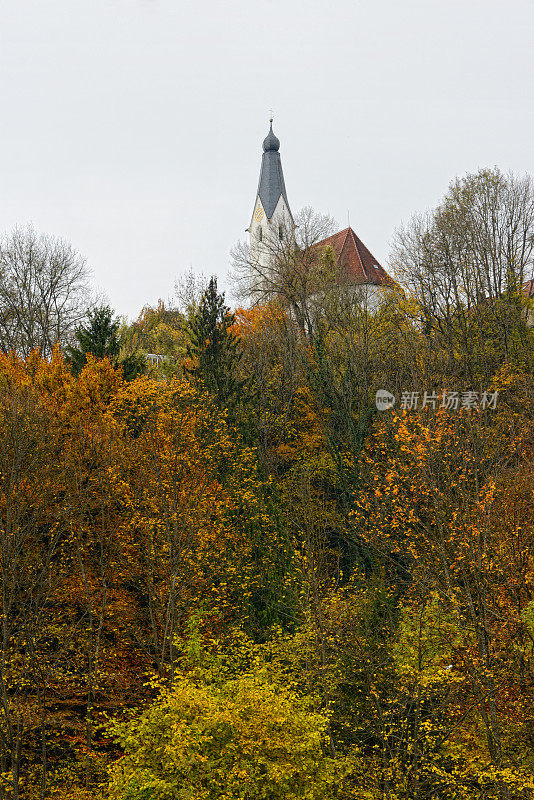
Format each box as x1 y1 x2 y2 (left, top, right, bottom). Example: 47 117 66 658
1 0 533 318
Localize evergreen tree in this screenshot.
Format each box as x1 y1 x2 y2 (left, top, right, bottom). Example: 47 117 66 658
65 304 148 380
186 277 246 409
118 351 147 381
66 305 120 375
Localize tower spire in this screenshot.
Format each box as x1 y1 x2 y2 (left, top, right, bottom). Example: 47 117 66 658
255 121 292 221
248 120 295 278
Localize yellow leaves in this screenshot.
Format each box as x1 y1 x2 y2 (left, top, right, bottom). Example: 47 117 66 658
490 361 527 392
107 667 338 800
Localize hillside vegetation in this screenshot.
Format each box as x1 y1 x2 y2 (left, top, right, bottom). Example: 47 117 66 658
2 169 534 800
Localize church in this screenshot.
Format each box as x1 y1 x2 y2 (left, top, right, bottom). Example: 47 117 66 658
246 120 394 307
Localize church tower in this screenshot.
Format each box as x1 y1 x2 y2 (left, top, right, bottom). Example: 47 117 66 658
248 121 295 278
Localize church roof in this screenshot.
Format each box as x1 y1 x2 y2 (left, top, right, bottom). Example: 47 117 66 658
313 227 393 286
256 122 292 221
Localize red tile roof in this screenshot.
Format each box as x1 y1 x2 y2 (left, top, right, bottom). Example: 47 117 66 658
313 227 393 287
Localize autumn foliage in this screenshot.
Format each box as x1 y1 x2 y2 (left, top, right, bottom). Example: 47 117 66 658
2 251 534 800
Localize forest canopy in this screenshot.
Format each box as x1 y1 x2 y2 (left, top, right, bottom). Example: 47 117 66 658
1 168 534 800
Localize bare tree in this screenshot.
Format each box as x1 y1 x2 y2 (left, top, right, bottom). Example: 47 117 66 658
390 168 534 378
173 268 208 318
392 169 534 307
231 206 337 333
0 226 90 358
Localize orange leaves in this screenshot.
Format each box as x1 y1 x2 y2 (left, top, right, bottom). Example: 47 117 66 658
351 403 534 767
275 386 329 470
232 302 287 339
0 349 291 793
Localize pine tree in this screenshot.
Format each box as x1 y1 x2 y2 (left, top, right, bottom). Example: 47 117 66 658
66 305 120 375
186 277 246 409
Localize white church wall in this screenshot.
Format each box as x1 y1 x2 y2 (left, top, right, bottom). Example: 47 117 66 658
248 194 295 292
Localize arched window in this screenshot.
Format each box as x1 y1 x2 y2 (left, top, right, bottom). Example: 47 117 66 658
258 227 263 242
279 225 284 241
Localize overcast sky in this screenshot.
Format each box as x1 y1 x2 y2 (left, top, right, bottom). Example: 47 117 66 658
1 0 533 318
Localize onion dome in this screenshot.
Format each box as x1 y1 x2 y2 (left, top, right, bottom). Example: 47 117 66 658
263 122 280 152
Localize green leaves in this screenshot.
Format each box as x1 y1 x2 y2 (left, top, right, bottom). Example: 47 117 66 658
66 304 146 380
66 304 121 375
185 277 249 412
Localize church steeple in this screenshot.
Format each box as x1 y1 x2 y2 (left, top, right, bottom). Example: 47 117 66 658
256 122 292 221
248 120 295 273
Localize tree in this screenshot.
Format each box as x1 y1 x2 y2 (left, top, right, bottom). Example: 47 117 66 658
0 352 72 800
65 305 120 374
185 276 247 409
107 668 338 800
173 267 207 320
231 207 337 335
0 225 90 358
231 303 307 463
352 406 534 799
66 305 145 380
119 299 187 378
390 168 534 382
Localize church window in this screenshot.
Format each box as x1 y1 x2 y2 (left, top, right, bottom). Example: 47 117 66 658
258 227 263 242
279 225 284 241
